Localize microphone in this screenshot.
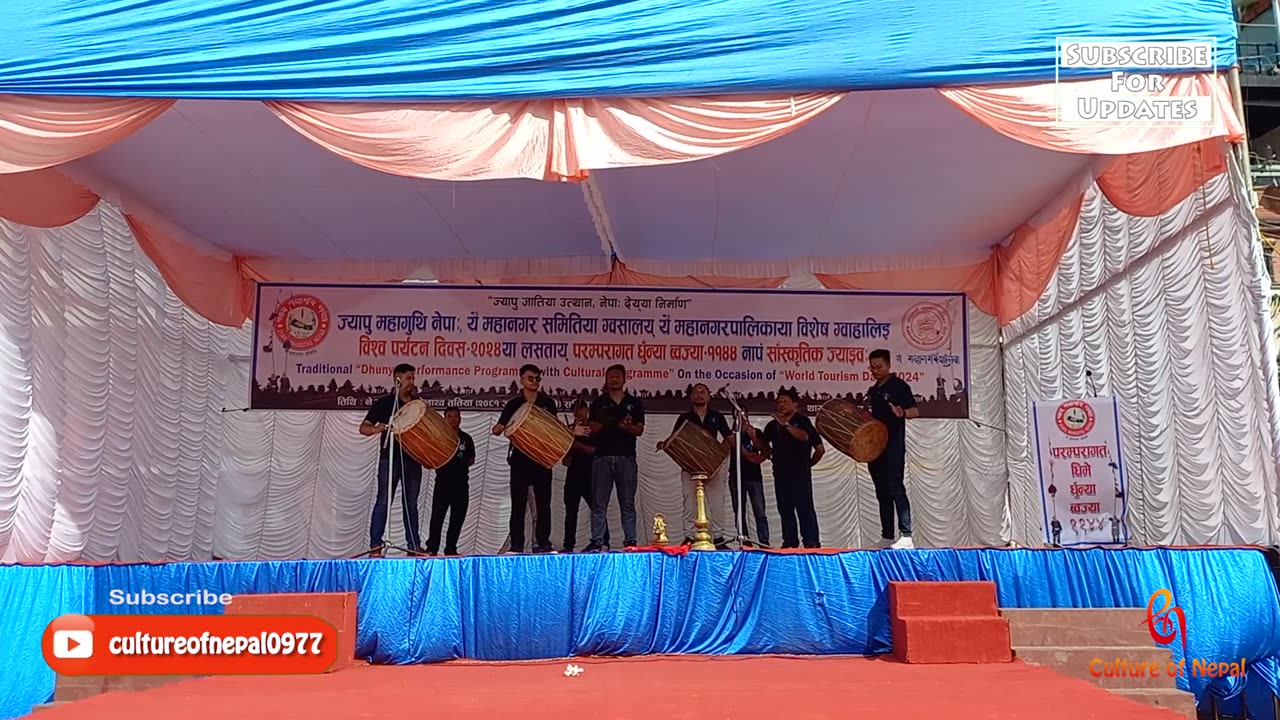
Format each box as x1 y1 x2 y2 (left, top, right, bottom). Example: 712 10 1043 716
1085 370 1098 398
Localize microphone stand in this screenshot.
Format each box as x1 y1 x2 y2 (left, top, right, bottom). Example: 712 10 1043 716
377 379 421 558
721 387 747 549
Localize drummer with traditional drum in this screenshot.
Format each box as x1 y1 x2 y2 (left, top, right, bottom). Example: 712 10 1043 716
359 362 425 556
493 364 560 554
866 349 918 550
658 383 734 548
756 388 824 549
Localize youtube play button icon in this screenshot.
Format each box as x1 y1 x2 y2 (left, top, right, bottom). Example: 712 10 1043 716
43 614 97 672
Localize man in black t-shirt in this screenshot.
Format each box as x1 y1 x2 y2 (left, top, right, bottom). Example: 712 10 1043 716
729 421 771 548
492 364 559 553
586 364 645 550
658 383 733 546
758 389 824 549
866 348 918 550
358 362 424 555
425 407 476 556
562 400 608 552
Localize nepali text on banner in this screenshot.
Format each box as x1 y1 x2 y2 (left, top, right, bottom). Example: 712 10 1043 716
251 284 971 417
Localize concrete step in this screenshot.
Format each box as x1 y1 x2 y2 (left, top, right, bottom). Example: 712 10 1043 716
1001 608 1154 647
1111 688 1198 719
1013 646 1176 689
54 674 197 702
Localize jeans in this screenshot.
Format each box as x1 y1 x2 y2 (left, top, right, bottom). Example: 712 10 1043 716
868 448 912 540
369 460 423 549
425 477 469 555
591 455 638 546
729 474 770 546
509 462 552 551
773 468 819 549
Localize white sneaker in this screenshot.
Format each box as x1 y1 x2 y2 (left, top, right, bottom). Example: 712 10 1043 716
890 536 914 550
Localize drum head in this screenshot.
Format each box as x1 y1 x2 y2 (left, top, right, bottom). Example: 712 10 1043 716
504 402 533 436
391 399 425 433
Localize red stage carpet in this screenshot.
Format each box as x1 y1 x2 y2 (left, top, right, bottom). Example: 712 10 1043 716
39 655 1188 719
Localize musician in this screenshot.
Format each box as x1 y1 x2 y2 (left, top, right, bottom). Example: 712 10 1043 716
730 417 771 548
586 364 645 551
758 389 824 549
358 363 424 556
866 348 918 550
425 407 476 556
562 401 608 552
492 364 558 553
658 383 733 548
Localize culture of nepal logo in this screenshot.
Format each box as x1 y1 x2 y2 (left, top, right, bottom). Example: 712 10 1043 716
1090 589 1245 680
272 295 331 352
901 302 952 352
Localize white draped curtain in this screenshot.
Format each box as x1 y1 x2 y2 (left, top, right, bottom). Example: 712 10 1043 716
1002 165 1280 546
0 168 1274 562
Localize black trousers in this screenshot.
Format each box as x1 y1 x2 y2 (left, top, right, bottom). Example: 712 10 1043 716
425 476 469 555
563 469 608 550
509 462 552 551
868 447 912 539
774 467 820 548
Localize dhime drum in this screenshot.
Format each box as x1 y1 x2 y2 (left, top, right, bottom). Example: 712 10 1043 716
663 421 730 476
504 403 574 469
816 399 889 463
390 399 459 470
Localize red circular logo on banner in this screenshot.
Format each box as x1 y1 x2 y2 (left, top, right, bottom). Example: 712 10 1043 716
272 295 331 351
1055 400 1095 437
902 302 951 351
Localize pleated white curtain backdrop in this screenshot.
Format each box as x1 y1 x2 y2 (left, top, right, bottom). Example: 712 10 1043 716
0 168 1275 562
1002 165 1280 546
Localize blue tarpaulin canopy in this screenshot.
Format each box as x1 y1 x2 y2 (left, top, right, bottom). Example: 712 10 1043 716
0 0 1239 100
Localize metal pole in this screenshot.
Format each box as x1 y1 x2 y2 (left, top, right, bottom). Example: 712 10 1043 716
1271 0 1280 49
1229 66 1257 204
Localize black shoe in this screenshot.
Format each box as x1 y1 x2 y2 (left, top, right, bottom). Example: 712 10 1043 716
531 544 553 554
583 542 605 553
681 537 695 546
714 538 730 550
562 545 575 553
623 541 637 549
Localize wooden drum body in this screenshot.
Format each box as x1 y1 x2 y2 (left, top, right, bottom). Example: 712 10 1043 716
816 399 889 463
505 403 574 469
391 399 459 470
663 421 729 477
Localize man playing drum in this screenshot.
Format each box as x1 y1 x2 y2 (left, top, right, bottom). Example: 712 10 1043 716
425 407 476 556
586 364 645 551
562 400 608 552
493 364 560 553
658 383 733 548
358 362 424 556
756 389 824 549
866 349 918 550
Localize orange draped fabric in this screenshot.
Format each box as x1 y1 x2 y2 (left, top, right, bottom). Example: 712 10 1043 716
0 96 172 174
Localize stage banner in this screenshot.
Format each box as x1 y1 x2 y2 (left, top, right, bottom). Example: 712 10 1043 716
1030 396 1129 547
250 283 971 416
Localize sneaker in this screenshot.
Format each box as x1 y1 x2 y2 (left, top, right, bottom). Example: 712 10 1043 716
890 536 914 550
582 542 605 553
531 544 553 554
623 540 637 549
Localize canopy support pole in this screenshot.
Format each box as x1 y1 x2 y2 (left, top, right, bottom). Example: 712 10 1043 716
1229 66 1257 205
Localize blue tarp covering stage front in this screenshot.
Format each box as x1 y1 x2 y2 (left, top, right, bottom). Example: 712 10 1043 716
1 548 1279 718
0 0 1236 99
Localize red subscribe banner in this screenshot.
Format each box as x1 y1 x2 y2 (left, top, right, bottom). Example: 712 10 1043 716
43 614 339 675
